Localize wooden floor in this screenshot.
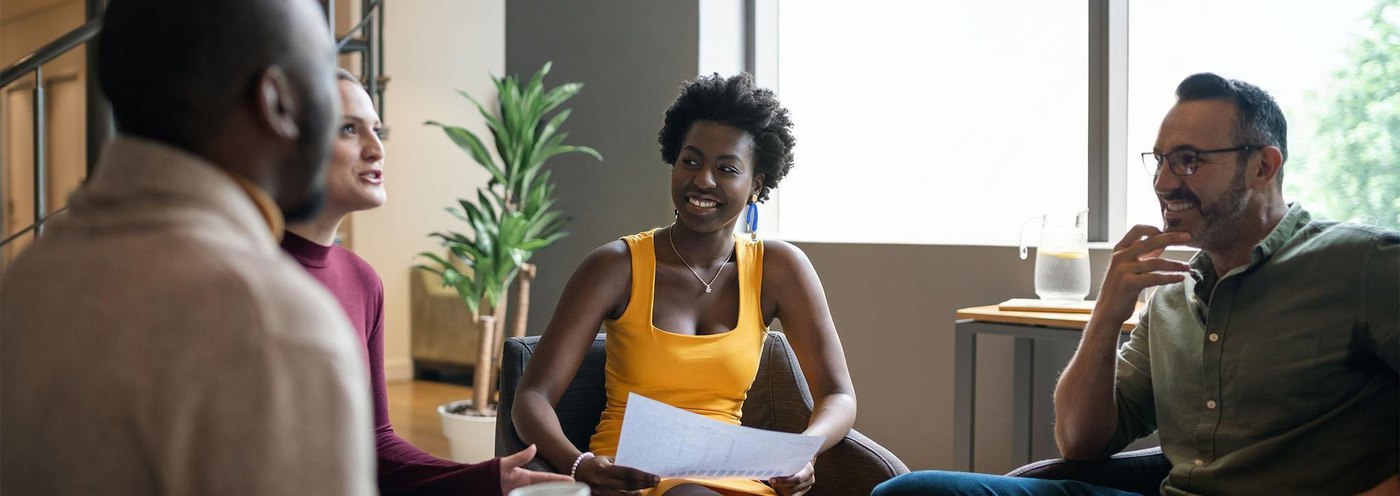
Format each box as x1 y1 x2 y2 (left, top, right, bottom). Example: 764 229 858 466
384 379 474 458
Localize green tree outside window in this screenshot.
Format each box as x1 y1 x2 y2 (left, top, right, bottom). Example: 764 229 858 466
1295 0 1400 229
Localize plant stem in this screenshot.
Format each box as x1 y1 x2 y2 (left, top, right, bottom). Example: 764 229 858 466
487 293 508 409
473 310 496 415
509 263 536 340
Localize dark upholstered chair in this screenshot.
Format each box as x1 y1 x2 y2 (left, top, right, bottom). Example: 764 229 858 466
497 332 910 496
1006 446 1170 495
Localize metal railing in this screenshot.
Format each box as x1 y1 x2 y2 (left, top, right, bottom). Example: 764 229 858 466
338 0 388 128
0 20 101 88
0 1 388 254
0 16 102 248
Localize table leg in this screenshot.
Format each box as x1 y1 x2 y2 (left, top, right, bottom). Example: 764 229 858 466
1012 337 1035 467
953 323 977 472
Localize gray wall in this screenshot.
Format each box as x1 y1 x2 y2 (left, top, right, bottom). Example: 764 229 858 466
507 0 698 334
507 0 1162 474
794 245 1165 472
795 244 1112 473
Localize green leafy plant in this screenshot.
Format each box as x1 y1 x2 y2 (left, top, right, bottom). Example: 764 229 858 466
1294 0 1400 229
415 62 601 415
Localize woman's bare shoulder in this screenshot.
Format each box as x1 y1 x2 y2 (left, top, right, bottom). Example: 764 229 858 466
566 239 634 320
760 238 816 277
579 239 632 273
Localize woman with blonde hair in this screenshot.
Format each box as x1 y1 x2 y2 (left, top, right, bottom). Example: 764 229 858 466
282 69 570 495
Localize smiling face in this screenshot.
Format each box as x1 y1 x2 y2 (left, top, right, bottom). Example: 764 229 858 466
321 79 386 216
671 121 765 233
1152 99 1254 249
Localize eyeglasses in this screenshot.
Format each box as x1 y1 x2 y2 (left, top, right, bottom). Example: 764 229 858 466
1141 145 1260 177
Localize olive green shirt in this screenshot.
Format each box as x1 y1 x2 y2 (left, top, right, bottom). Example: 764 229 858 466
1105 204 1399 495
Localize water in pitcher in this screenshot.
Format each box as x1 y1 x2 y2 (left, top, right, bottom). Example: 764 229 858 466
1020 210 1091 302
1034 250 1090 301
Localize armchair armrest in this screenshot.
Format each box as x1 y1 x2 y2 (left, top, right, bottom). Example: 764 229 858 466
1006 446 1169 495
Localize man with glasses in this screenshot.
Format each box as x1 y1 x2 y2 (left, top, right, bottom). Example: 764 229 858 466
877 73 1398 495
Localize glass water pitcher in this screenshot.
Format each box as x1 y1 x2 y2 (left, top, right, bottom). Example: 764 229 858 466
1018 210 1091 301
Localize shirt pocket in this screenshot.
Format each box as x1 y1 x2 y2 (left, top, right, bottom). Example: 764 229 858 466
1226 338 1321 434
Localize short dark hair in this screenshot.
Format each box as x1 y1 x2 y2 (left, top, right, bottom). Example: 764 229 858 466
97 0 322 150
658 73 795 202
1175 73 1288 178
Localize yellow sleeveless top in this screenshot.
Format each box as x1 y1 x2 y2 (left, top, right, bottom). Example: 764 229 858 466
589 229 774 496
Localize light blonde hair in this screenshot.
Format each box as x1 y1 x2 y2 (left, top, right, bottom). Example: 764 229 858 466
335 68 363 86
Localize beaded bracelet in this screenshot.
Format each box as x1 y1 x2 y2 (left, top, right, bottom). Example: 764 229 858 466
570 451 595 480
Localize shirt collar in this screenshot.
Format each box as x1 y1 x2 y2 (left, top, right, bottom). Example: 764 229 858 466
1190 202 1310 282
225 171 286 242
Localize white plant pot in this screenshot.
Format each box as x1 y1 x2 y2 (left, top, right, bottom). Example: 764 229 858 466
438 400 496 463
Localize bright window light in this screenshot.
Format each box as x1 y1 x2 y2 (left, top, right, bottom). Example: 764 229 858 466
1124 0 1386 231
775 0 1088 245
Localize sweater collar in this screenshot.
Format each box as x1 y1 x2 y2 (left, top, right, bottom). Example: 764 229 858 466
225 172 285 242
79 136 285 252
281 230 333 268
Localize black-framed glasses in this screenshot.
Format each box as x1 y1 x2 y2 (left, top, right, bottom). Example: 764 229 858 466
1141 145 1260 177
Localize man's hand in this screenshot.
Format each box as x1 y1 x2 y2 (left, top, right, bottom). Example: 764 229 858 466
1096 225 1191 325
1055 226 1190 459
573 454 659 495
767 461 814 496
499 444 574 494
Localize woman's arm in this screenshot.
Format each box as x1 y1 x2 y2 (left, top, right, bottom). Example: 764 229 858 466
761 240 857 451
513 241 630 470
511 241 657 493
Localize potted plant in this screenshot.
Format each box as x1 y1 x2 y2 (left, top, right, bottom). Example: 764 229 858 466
415 62 600 462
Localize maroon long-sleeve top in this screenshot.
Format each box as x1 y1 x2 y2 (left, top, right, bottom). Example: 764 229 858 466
282 232 501 495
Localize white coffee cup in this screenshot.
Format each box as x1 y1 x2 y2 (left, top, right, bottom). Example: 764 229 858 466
507 481 590 496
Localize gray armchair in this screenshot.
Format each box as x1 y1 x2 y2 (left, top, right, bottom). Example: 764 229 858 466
497 332 910 496
1006 446 1170 495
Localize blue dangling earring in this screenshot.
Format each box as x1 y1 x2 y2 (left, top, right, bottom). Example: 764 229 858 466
745 193 759 241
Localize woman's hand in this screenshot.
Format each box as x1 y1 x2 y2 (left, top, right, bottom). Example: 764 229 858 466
768 461 814 496
574 455 659 495
499 445 574 494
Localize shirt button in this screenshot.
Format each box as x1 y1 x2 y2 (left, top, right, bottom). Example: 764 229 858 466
1206 400 1217 409
1208 333 1219 342
1194 459 1205 466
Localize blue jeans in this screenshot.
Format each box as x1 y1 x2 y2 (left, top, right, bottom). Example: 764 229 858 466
873 471 1139 496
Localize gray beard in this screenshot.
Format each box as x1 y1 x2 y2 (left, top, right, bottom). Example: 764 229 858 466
1190 165 1250 251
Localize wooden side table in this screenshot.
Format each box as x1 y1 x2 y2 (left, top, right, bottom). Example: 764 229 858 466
953 304 1136 472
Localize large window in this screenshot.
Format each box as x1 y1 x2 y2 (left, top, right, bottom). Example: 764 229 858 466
774 1 1088 245
1124 0 1388 232
768 0 1400 245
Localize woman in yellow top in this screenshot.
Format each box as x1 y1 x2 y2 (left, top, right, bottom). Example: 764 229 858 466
513 73 856 496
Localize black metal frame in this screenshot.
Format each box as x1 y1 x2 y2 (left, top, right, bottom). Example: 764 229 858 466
0 1 387 254
335 0 387 126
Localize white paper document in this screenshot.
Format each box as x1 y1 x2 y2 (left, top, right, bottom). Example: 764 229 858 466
613 393 824 479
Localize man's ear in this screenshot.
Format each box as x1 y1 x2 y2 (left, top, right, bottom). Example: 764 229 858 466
255 65 300 140
1255 145 1284 186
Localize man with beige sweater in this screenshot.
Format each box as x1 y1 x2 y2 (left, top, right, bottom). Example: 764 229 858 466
0 0 374 493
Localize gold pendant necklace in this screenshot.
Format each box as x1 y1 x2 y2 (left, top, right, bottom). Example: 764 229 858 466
667 224 732 294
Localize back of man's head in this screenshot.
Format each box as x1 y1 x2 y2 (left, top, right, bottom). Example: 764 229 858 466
98 0 339 221
1175 72 1289 168
97 0 324 152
